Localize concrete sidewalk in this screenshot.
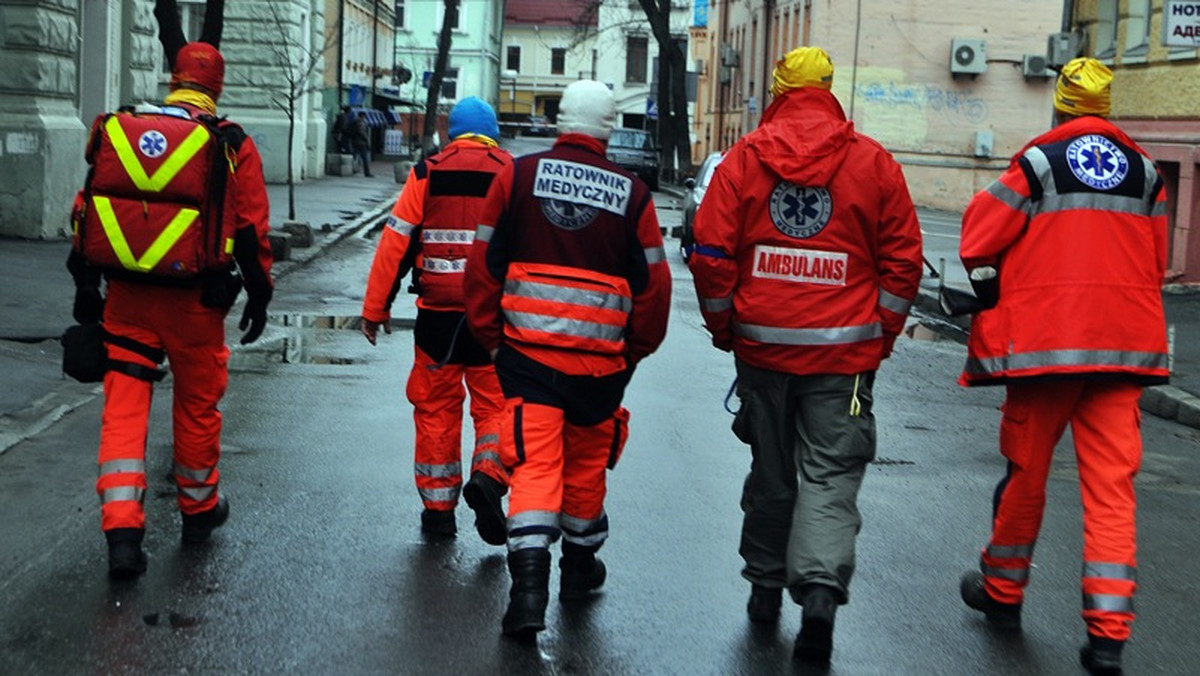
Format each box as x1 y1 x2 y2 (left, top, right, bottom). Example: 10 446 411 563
0 160 402 454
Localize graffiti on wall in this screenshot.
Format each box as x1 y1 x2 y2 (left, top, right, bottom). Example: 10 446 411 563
854 81 989 125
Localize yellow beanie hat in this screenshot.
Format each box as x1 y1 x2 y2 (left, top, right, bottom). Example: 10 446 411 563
770 46 834 97
1054 57 1112 117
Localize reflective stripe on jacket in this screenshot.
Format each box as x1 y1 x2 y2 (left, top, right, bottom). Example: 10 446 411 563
501 262 633 355
959 115 1169 386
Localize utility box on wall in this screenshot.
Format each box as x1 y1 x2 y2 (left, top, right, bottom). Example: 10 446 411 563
950 38 987 75
974 130 995 158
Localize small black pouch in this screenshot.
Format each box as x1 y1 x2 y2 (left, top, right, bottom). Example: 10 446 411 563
200 267 244 310
62 323 107 383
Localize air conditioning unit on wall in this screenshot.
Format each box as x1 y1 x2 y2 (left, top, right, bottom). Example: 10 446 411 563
950 38 987 75
1022 54 1055 79
721 45 740 68
1047 32 1083 67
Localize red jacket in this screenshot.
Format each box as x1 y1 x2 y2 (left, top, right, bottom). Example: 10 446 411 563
464 134 671 376
959 115 1169 386
363 139 512 321
688 88 923 375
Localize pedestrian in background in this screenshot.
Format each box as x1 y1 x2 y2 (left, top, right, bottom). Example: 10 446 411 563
361 97 513 544
688 46 922 663
332 104 353 154
352 111 373 177
956 57 1169 676
464 80 671 640
69 0 274 579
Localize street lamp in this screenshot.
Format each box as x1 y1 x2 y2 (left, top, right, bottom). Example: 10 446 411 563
502 69 518 115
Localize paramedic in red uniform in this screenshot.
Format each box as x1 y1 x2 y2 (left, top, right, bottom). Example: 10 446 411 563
956 57 1169 676
688 47 923 663
464 80 671 640
69 33 274 579
361 96 512 544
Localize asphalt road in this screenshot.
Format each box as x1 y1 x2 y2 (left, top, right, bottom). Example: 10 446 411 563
2 201 1199 674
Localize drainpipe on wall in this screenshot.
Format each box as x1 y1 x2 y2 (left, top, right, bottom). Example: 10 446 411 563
371 0 379 102
1061 0 1075 32
337 0 345 104
761 0 774 124
848 0 862 122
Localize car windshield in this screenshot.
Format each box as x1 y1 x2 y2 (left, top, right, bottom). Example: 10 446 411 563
609 129 652 150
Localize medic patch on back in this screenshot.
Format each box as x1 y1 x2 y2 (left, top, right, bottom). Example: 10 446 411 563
1066 135 1128 191
769 182 833 239
534 158 632 230
752 244 847 285
138 130 168 159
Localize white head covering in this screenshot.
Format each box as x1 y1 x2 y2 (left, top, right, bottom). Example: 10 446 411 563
557 80 617 141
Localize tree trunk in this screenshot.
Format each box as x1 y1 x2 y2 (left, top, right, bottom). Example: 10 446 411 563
423 0 459 157
287 108 296 221
638 0 693 184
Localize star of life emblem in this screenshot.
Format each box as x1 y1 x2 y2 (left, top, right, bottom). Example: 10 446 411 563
768 182 833 239
138 130 168 159
1066 135 1128 191
540 199 600 231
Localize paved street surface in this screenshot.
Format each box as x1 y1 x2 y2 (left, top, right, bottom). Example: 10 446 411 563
2 207 1200 673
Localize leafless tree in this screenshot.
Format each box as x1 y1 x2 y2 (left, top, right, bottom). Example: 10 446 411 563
568 0 692 181
421 0 460 157
249 2 339 220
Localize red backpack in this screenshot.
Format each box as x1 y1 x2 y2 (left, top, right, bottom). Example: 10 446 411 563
73 107 243 281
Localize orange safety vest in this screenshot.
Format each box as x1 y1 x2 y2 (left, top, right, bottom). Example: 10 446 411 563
500 262 633 355
74 107 239 280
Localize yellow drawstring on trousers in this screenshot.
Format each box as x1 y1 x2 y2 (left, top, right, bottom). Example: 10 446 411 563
849 373 862 417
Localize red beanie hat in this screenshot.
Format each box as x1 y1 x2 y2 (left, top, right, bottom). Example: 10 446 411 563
171 42 225 98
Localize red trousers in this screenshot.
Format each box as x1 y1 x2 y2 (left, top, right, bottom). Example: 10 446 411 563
981 379 1142 641
407 346 506 510
500 399 629 551
97 282 228 532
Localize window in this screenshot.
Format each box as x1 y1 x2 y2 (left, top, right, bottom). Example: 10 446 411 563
506 45 521 72
161 0 205 73
551 48 566 75
1124 0 1151 62
626 36 648 83
442 66 459 99
394 0 405 29
1095 0 1118 61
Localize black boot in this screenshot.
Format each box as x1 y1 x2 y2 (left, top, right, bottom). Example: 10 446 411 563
960 570 1022 629
420 508 457 539
462 472 507 546
1080 635 1123 675
559 541 606 601
107 528 147 580
502 548 551 640
747 584 782 624
181 495 229 545
793 584 838 663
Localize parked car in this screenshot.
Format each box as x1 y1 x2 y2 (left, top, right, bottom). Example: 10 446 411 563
680 151 725 261
606 128 660 191
526 115 552 137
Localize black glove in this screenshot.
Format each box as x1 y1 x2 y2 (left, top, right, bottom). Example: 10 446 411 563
238 288 271 345
73 285 105 324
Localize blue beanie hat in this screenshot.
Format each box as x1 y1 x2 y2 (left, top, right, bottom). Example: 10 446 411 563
448 96 499 141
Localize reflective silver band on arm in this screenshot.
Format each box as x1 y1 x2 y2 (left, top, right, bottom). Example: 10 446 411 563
700 295 733 312
474 224 495 242
643 245 666 264
877 289 913 315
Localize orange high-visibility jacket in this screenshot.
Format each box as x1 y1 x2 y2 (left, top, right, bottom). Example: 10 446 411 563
464 134 671 376
959 115 1169 386
363 139 513 321
689 88 923 375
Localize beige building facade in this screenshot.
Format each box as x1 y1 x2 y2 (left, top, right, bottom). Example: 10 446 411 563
690 0 1063 212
